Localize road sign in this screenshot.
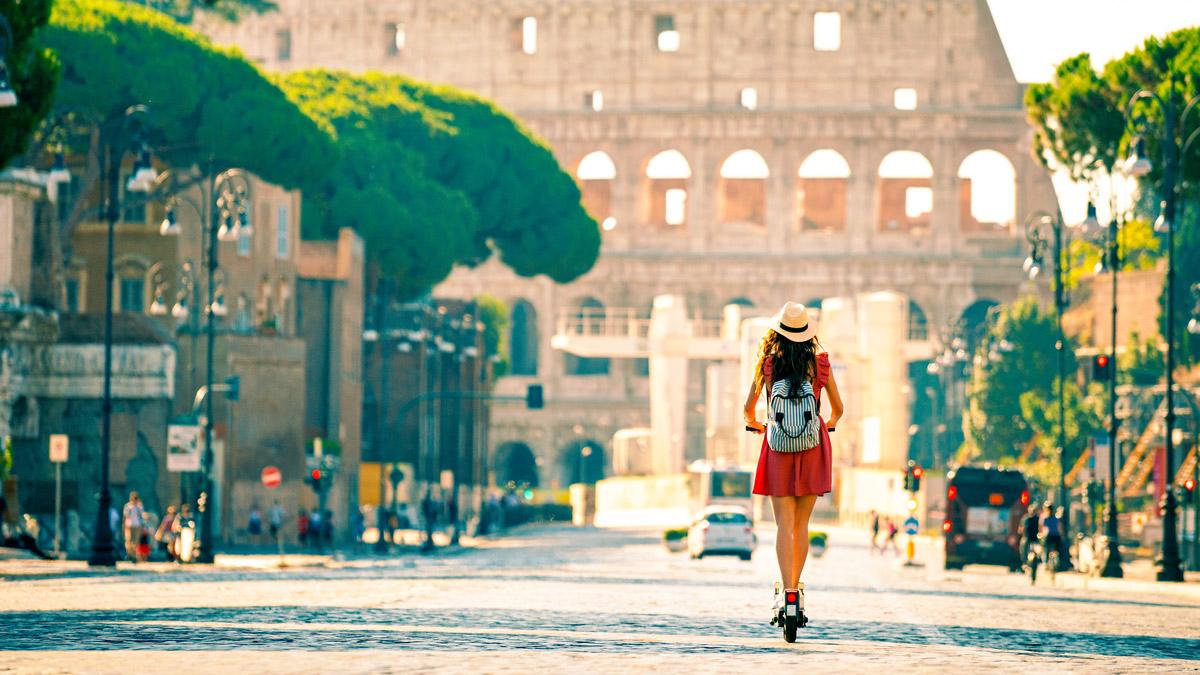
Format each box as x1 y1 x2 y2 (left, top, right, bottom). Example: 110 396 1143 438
904 516 919 537
48 434 69 463
261 466 282 489
167 424 203 472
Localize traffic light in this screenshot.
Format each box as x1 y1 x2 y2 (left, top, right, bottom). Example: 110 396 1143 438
307 468 323 492
912 465 923 492
526 384 544 409
903 460 922 493
1092 354 1111 381
1185 478 1197 503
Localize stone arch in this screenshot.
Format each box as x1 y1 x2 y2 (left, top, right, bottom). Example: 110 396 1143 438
560 439 606 486
576 150 617 227
495 442 540 488
907 300 929 341
958 149 1016 232
717 149 769 226
960 298 1000 351
877 150 934 234
725 296 755 308
564 296 610 376
797 149 851 232
509 298 539 376
642 149 692 227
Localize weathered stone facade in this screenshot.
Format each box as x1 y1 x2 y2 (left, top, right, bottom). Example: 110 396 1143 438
204 0 1055 486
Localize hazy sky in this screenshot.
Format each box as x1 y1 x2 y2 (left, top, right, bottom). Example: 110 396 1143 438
989 0 1200 83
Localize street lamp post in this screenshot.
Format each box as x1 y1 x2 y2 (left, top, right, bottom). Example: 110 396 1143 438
158 168 250 564
89 106 158 567
1123 77 1200 582
1023 210 1075 570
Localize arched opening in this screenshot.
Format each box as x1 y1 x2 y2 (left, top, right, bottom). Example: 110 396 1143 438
509 298 539 376
496 442 539 488
961 299 999 352
958 150 1016 233
907 301 929 341
561 439 606 486
802 298 823 311
642 150 691 227
877 151 934 234
797 149 850 232
564 297 610 376
717 149 769 226
577 151 616 226
725 297 755 309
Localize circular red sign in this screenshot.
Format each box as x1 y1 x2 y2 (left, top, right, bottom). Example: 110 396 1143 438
261 466 282 489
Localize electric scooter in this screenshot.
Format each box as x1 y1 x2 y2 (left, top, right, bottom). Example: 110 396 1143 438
769 582 808 642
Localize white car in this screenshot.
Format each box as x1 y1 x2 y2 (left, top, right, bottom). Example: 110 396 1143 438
688 506 756 560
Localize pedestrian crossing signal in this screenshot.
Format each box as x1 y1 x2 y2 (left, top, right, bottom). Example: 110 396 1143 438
1092 354 1111 381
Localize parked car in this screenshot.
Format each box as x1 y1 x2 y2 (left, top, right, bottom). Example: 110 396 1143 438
688 505 756 560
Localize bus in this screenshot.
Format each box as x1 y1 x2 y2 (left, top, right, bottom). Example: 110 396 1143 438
687 462 754 516
943 465 1030 571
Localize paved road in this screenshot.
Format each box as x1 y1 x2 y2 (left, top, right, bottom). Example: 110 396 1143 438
1 524 1198 672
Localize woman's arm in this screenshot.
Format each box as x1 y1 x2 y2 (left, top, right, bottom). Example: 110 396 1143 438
825 369 844 431
743 380 765 433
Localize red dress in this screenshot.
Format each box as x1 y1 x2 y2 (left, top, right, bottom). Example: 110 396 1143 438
752 353 833 497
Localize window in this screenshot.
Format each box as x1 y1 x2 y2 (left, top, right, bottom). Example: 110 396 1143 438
813 12 841 51
276 204 290 260
894 88 918 111
120 278 144 313
65 278 80 313
121 181 145 224
586 90 604 112
237 224 252 257
739 87 758 110
665 189 687 226
905 187 934 220
276 30 292 61
235 294 252 332
521 16 538 54
387 23 406 56
655 15 680 52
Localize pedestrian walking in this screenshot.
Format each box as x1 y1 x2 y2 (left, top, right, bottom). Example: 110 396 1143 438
885 517 901 555
321 509 334 550
268 500 285 544
122 492 146 563
297 508 310 548
156 506 178 562
744 302 843 624
247 505 264 545
421 490 437 549
870 510 881 554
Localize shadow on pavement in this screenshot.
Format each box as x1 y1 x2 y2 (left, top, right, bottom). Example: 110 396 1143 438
0 606 1196 661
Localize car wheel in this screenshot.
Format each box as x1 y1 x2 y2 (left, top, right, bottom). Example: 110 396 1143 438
739 552 752 561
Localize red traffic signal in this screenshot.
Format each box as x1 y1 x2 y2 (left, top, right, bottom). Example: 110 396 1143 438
1186 479 1197 492
1092 354 1112 381
310 469 321 481
913 466 924 478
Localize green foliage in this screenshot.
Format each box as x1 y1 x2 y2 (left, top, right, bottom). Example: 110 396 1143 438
663 527 687 541
1018 380 1104 477
965 297 1074 462
1065 218 1161 290
0 436 11 482
280 70 600 298
125 0 277 24
1120 331 1164 386
0 0 61 170
1024 27 1200 366
42 0 334 190
475 294 509 379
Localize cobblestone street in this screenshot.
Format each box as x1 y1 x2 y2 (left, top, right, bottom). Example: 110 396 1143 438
1 524 1198 672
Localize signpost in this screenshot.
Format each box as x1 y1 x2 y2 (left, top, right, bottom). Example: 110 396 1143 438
167 423 202 473
261 466 282 490
49 435 69 558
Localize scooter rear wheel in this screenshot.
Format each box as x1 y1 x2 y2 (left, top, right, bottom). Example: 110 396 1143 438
784 614 797 643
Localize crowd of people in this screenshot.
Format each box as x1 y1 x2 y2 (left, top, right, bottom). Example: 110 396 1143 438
118 492 196 563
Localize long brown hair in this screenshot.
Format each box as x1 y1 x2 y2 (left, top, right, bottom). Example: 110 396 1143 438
754 329 821 392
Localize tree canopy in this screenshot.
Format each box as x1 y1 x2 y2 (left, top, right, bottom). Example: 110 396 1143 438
279 70 600 298
41 0 334 194
964 296 1075 463
0 0 60 170
126 0 277 24
1025 27 1200 367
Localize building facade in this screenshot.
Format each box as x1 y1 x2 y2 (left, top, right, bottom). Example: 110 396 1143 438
204 0 1057 489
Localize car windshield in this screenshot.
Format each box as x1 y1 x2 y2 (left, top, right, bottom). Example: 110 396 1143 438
705 511 749 524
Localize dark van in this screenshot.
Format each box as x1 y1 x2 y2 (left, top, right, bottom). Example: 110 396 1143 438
943 465 1029 571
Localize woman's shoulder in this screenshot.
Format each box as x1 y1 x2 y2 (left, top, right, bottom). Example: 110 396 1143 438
817 352 831 364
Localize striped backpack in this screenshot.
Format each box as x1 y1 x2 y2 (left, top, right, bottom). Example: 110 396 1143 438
767 377 821 452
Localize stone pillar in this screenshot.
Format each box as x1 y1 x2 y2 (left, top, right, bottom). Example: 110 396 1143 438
858 292 910 470
846 141 874 253
648 294 690 474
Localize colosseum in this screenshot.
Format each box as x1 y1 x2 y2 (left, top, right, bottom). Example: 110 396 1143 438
204 0 1057 497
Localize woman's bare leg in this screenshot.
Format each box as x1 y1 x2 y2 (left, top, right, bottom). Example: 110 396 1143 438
791 495 819 584
771 496 800 588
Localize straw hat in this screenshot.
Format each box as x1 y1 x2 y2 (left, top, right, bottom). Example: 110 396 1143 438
769 301 817 342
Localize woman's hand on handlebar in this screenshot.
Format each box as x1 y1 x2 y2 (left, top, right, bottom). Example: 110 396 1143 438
745 420 766 434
